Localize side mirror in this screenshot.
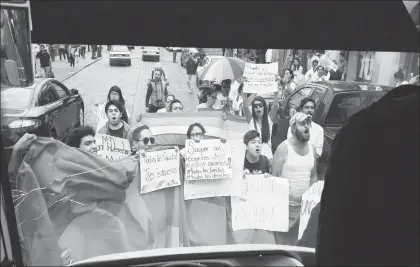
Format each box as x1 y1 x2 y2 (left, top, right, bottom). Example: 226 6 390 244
4 60 22 87
70 88 79 95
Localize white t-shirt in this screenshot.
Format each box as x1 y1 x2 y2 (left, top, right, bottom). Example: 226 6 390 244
214 94 235 115
196 103 215 111
157 108 167 113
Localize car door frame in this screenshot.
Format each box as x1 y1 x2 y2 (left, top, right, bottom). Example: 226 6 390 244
49 80 80 134
36 82 64 139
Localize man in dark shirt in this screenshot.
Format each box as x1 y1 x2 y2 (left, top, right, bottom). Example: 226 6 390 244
35 44 52 77
97 100 134 142
186 52 199 94
243 130 270 174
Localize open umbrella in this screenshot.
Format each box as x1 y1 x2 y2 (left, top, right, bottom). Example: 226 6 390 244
199 56 245 82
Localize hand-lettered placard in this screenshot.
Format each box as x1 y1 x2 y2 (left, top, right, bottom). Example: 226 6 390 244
139 148 181 194
298 181 324 240
184 139 232 181
184 140 245 200
95 134 131 161
242 63 279 93
231 174 289 232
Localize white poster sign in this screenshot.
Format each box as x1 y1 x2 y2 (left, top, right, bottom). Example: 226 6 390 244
95 134 131 161
184 139 232 181
298 181 324 240
184 140 245 200
231 175 289 232
242 63 278 93
139 148 181 194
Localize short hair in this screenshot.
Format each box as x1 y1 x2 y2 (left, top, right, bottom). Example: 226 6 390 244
312 59 319 64
393 71 404 80
40 44 45 48
66 125 95 148
339 52 345 57
167 94 175 100
187 123 206 138
105 100 123 114
169 99 183 111
203 87 216 97
132 125 151 142
243 130 260 145
221 79 231 87
300 97 316 109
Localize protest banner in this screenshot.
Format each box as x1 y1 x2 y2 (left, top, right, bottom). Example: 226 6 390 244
298 181 325 240
139 148 181 194
242 62 278 93
231 174 289 232
184 139 232 181
95 134 131 161
184 140 245 200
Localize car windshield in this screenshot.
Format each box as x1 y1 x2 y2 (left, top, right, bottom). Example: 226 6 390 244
111 46 128 52
3 2 419 267
1 87 33 109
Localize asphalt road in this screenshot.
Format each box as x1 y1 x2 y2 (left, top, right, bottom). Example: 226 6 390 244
63 47 199 128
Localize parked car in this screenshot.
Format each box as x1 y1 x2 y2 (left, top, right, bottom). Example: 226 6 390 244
1 78 84 151
109 45 131 66
180 48 199 67
196 55 224 86
142 46 160 61
270 81 392 179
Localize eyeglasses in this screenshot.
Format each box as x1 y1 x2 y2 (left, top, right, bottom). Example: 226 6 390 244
138 137 155 145
190 132 203 138
253 103 263 109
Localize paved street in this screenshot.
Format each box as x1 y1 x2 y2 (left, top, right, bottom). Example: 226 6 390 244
62 47 199 128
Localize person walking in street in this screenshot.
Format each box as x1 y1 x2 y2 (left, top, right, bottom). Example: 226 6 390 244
35 44 52 78
145 68 168 113
59 44 67 61
173 49 177 63
271 112 317 245
97 100 134 142
69 45 77 71
186 52 199 94
287 98 324 157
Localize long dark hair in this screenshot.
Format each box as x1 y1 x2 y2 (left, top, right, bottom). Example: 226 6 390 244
292 58 301 71
107 85 128 123
251 96 270 143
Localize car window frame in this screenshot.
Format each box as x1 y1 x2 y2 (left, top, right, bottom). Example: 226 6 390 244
37 83 60 106
324 91 363 126
49 81 69 100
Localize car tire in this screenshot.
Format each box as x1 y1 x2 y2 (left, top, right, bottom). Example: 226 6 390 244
78 107 84 126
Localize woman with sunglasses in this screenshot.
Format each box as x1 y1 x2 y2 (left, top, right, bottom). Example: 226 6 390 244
130 125 156 154
196 87 218 110
241 81 280 161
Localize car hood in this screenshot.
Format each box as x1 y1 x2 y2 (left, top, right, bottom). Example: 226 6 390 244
70 244 314 266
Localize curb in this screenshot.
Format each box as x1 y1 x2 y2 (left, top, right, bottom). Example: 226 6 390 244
61 57 103 82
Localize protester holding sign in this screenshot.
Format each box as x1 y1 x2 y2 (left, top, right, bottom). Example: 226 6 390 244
131 125 156 154
242 92 279 161
97 100 134 142
243 130 270 174
271 112 318 234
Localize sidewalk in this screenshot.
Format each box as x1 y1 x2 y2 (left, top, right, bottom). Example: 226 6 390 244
35 50 103 82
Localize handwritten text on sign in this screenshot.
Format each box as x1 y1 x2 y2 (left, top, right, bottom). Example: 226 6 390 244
243 63 279 94
184 140 245 200
95 134 131 161
139 148 181 194
231 175 289 232
298 181 324 240
185 139 232 181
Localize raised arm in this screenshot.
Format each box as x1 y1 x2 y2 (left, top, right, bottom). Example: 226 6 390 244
242 91 256 123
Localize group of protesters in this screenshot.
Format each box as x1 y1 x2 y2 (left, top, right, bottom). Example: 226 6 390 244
8 58 329 266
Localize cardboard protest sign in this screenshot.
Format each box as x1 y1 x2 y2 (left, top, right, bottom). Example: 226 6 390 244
184 139 232 181
184 140 245 200
298 181 324 240
328 59 338 72
139 148 181 194
231 175 289 232
95 134 131 161
242 63 278 94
